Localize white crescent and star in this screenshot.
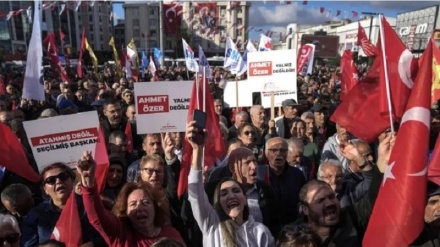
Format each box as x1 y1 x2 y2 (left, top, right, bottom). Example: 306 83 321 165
398 49 415 89
383 161 396 186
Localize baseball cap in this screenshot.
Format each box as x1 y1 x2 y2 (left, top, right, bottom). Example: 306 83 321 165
282 99 300 107
311 105 327 113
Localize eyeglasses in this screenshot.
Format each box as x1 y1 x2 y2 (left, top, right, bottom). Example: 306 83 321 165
243 131 255 136
320 174 344 181
43 172 71 185
267 148 288 154
141 168 163 175
0 233 20 245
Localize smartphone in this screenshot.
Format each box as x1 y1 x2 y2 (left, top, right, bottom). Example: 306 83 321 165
192 109 206 145
193 109 206 129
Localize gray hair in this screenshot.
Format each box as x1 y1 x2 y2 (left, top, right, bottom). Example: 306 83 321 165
235 111 249 120
265 137 288 152
317 159 343 179
0 213 20 235
301 111 314 121
39 108 58 118
286 137 304 153
1 184 33 207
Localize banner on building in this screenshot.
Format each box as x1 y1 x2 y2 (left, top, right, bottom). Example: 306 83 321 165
195 2 218 31
23 111 100 170
134 80 193 134
163 2 182 34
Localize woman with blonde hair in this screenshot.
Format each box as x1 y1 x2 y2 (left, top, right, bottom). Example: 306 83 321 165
186 121 274 247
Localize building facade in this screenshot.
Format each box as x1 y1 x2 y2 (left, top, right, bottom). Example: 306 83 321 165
395 5 440 53
113 19 125 50
77 2 113 51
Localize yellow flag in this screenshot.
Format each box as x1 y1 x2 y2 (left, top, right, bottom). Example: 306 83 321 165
85 38 98 72
127 38 138 68
109 36 122 77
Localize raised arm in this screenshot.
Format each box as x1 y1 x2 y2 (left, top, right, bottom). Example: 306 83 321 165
77 151 124 240
186 121 220 233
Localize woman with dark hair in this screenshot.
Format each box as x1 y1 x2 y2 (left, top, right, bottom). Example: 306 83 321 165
290 119 320 167
186 121 274 246
276 224 322 247
21 163 102 246
77 151 184 246
237 123 263 160
101 154 127 209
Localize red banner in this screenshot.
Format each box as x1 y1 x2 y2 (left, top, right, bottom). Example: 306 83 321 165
163 3 182 35
297 44 314 76
196 2 218 31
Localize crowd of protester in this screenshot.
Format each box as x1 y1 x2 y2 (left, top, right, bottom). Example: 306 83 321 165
0 62 439 247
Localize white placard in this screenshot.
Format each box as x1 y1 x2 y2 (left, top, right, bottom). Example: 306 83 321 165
134 80 193 134
223 49 298 108
23 111 100 170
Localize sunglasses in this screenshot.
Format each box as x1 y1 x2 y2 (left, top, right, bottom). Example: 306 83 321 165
0 233 20 245
243 131 256 136
141 168 163 176
43 172 71 185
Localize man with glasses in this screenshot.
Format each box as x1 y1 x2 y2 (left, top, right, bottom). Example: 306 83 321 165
260 137 306 225
275 99 301 139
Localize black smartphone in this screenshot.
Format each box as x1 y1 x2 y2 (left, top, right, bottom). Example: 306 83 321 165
193 109 206 129
192 109 206 145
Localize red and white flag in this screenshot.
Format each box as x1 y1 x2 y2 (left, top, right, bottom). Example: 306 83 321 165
177 76 226 197
163 2 182 34
339 50 358 101
363 38 433 247
44 32 69 83
0 123 40 182
357 22 377 57
258 34 272 51
125 121 133 154
51 192 82 246
297 44 315 76
94 124 109 193
77 28 86 78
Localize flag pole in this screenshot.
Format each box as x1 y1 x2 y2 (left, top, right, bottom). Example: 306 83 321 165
203 67 206 112
378 14 395 133
235 76 239 112
196 72 200 110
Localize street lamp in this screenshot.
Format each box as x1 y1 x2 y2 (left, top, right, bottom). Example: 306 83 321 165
361 12 382 41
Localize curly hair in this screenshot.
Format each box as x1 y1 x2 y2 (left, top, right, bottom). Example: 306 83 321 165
112 182 170 227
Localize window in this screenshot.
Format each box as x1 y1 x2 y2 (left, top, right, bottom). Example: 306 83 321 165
89 16 93 22
132 19 139 26
135 40 140 47
101 44 104 50
133 30 140 38
99 16 102 22
88 6 92 11
238 7 243 13
100 34 103 40
90 25 93 31
78 15 81 20
150 9 155 15
100 27 102 32
237 18 242 25
150 30 157 37
90 36 94 42
220 7 226 16
99 5 101 12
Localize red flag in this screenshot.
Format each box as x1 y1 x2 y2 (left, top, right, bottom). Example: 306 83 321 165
164 2 182 34
0 75 5 94
51 192 82 246
330 57 390 143
363 39 433 247
77 28 86 78
378 16 418 121
177 76 226 197
125 121 133 154
196 2 218 31
0 123 40 182
319 7 325 13
429 135 440 185
357 22 377 57
431 43 440 105
94 124 109 193
45 32 70 83
352 11 358 18
59 29 65 41
340 50 358 101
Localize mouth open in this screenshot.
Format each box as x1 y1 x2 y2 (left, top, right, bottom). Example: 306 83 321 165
56 185 66 193
324 206 338 219
227 199 240 209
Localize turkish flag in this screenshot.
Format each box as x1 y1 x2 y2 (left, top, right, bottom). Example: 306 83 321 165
339 50 358 101
363 39 434 247
177 76 226 197
125 121 133 154
431 43 440 105
357 22 377 57
0 123 40 182
45 32 70 83
94 124 109 194
164 3 182 34
0 75 5 94
51 192 82 246
77 28 86 78
378 16 418 121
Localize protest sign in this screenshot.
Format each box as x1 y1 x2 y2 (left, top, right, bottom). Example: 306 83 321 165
224 49 297 108
134 80 193 134
23 111 100 170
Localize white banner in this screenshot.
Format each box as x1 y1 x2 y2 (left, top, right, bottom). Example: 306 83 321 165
23 111 100 170
134 80 193 134
224 49 297 108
